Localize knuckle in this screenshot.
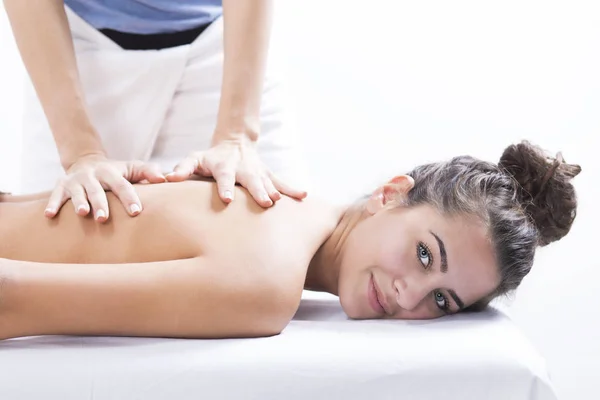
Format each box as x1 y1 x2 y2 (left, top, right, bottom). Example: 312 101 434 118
266 170 279 182
82 169 97 181
112 179 131 193
261 174 273 183
213 160 230 171
94 165 108 176
238 170 256 183
96 163 116 176
249 181 265 194
52 184 65 195
215 168 234 180
85 185 103 196
64 172 81 184
65 181 83 194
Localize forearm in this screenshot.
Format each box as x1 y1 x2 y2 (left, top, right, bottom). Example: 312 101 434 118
4 0 104 169
214 0 274 142
0 257 286 340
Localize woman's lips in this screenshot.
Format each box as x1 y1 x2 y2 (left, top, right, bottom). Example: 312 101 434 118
368 274 386 315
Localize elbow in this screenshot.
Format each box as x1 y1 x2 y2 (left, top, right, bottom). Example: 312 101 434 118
259 304 297 337
254 321 286 338
250 280 303 337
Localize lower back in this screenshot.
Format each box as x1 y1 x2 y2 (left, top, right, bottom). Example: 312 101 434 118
0 181 210 264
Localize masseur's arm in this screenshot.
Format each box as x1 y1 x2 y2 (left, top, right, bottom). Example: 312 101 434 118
3 0 163 221
167 0 306 207
0 257 294 340
216 0 272 146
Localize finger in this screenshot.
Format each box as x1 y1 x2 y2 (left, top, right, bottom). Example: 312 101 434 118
213 169 236 204
67 182 91 216
262 176 282 202
239 173 273 208
127 160 165 184
44 185 69 218
143 163 167 184
195 160 212 177
270 173 307 200
165 156 199 182
97 169 142 216
82 178 110 222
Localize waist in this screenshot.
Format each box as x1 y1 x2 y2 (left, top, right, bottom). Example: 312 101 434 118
100 22 212 50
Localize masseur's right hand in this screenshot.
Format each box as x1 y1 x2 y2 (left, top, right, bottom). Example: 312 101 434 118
44 154 166 222
4 1 165 222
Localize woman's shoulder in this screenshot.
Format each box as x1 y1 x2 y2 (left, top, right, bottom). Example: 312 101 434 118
153 177 341 225
143 178 341 239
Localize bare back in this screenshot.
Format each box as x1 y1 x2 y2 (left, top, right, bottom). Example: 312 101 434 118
0 181 339 269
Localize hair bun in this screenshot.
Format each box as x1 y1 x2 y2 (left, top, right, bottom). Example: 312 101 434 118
498 140 581 246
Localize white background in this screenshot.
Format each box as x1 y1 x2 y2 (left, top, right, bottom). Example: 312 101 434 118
1 1 599 399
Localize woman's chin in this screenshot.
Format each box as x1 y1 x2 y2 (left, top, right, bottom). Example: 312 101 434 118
338 292 364 319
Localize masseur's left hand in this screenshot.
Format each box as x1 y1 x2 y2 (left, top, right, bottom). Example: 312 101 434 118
165 136 307 208
164 0 307 208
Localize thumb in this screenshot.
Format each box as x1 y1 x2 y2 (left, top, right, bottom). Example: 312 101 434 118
165 156 199 182
125 160 155 183
142 163 167 184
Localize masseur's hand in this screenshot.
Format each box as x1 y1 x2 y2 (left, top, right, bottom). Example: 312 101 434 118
45 154 166 222
165 137 307 208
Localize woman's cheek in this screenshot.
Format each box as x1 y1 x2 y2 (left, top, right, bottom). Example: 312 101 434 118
377 219 413 276
379 240 409 277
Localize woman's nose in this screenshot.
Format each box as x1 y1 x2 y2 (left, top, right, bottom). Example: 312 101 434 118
393 278 429 311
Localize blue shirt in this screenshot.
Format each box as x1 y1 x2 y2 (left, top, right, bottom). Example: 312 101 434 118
65 0 223 34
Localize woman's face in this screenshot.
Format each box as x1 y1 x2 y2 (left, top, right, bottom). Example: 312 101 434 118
337 176 500 320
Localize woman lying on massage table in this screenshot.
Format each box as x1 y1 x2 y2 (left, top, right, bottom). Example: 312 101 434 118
0 141 580 340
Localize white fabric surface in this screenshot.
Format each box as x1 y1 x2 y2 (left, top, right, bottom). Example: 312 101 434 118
20 6 308 194
0 291 557 400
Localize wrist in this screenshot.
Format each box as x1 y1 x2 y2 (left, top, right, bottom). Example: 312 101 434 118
59 139 106 171
213 117 260 145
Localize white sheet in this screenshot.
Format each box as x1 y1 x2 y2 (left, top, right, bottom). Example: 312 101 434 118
0 291 557 400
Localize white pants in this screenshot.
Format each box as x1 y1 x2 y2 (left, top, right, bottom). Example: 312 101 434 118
20 7 308 194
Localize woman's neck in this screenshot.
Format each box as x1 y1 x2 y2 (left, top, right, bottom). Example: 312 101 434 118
304 203 366 296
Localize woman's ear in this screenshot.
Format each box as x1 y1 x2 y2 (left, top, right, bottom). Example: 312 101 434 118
388 175 415 193
366 175 415 215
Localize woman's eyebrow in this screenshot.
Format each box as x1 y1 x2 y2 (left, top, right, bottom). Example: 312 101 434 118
449 289 465 310
429 231 448 273
428 231 465 310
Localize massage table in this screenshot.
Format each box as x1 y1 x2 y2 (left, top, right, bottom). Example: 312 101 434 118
0 291 558 400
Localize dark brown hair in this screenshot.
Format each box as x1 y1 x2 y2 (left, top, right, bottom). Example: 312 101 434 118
403 141 581 310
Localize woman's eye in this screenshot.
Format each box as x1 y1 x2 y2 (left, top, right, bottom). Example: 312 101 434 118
417 243 432 268
434 291 449 311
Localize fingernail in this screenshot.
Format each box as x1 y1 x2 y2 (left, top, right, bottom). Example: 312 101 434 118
130 204 141 214
77 205 87 214
165 173 174 178
96 209 106 220
223 190 232 200
44 207 55 215
263 195 272 204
